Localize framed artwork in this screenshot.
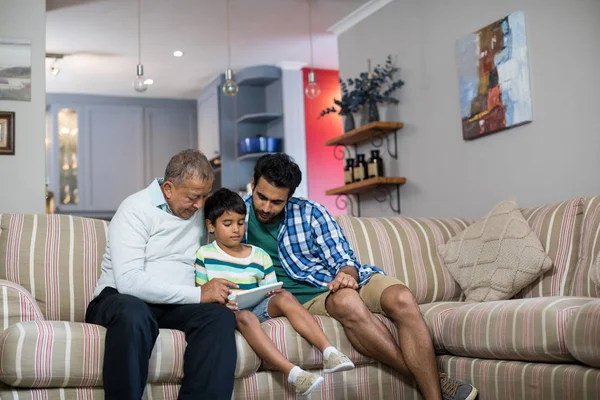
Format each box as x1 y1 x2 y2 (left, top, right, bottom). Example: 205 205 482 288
0 111 15 155
455 11 532 140
0 37 32 102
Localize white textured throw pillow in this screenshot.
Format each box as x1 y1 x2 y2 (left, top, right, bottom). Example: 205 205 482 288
438 200 553 302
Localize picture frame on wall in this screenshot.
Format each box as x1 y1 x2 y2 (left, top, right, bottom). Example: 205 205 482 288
0 111 15 155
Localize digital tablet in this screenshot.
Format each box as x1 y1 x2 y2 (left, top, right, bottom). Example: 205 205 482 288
229 282 283 309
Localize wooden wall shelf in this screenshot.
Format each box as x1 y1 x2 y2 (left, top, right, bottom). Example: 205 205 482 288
326 177 406 196
325 121 403 147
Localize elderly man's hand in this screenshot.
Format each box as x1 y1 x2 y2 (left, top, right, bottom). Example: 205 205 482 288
200 278 239 304
327 270 358 292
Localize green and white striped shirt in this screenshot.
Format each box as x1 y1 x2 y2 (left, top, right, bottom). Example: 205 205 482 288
195 242 277 292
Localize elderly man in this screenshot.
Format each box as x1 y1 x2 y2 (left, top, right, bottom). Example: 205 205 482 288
243 153 477 400
86 150 238 400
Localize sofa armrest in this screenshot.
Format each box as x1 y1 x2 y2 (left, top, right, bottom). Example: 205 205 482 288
0 279 44 333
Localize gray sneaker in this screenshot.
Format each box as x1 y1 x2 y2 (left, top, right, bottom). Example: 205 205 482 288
295 371 324 396
440 373 478 400
323 352 355 373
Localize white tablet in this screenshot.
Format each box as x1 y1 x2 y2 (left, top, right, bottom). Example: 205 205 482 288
229 282 283 309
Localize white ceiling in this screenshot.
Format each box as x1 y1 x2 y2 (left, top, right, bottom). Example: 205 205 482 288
45 0 367 99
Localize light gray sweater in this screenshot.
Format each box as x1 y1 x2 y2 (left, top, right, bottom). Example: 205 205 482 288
93 181 205 304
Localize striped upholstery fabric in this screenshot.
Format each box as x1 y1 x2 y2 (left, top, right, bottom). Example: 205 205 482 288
515 199 584 298
0 322 260 388
235 364 420 400
0 214 108 323
0 384 181 400
566 300 600 368
258 315 376 372
336 216 470 304
570 196 600 297
0 279 45 331
442 297 596 363
438 355 600 400
419 302 464 354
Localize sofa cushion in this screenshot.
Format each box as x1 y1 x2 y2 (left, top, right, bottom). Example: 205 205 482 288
0 322 260 388
437 355 600 400
0 214 108 323
438 201 553 302
571 196 600 296
258 315 374 371
441 297 595 362
419 302 464 353
515 198 584 298
566 300 600 367
336 216 470 304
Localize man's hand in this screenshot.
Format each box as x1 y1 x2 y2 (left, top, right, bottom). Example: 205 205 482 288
200 278 239 304
327 267 359 292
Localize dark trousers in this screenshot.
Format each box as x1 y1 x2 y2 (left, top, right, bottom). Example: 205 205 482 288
85 287 237 400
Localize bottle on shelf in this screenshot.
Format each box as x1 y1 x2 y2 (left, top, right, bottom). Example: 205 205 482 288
368 149 384 178
344 158 355 184
353 154 367 182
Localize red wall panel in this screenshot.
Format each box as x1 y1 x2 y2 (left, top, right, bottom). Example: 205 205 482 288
302 68 345 216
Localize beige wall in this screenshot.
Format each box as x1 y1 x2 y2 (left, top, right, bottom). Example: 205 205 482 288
338 0 600 218
0 1 46 213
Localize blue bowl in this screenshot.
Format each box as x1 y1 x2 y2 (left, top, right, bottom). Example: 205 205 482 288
265 137 282 152
238 136 282 155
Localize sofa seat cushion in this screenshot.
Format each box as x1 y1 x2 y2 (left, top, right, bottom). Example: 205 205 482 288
566 299 600 367
441 297 596 362
0 321 260 388
258 315 374 371
419 302 465 353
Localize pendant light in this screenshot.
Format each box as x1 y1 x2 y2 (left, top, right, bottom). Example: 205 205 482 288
222 0 239 96
132 0 148 93
304 0 320 100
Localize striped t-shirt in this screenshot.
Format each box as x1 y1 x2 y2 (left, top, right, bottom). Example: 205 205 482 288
195 242 277 293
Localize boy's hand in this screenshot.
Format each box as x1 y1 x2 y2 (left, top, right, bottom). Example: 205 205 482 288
201 278 239 304
225 299 239 311
266 288 285 298
328 270 358 292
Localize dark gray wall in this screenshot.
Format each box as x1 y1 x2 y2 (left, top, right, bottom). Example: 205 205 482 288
338 0 600 218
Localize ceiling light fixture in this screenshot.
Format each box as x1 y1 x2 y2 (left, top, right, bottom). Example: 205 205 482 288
173 50 184 57
144 78 154 85
304 0 320 100
222 0 239 96
132 0 148 93
50 58 60 76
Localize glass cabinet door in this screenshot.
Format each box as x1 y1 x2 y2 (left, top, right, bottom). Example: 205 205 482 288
57 108 79 206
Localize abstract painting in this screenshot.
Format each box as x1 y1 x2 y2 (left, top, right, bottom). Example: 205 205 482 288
0 37 31 102
455 11 532 140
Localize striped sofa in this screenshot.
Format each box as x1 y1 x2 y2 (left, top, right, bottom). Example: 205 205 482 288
1 196 599 399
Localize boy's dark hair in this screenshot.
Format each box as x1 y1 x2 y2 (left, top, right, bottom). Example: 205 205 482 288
253 153 302 197
204 188 247 224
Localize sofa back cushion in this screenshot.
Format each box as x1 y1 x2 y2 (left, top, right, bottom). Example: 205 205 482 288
0 214 107 322
514 198 584 298
569 196 600 297
336 216 470 304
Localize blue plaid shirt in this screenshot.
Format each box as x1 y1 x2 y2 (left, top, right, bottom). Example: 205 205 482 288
243 195 385 289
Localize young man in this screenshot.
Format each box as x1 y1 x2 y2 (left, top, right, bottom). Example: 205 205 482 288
86 150 238 400
243 153 477 400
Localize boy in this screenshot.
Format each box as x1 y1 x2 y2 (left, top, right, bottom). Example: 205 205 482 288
195 188 354 396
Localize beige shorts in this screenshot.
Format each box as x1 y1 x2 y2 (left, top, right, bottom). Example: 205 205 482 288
302 273 404 317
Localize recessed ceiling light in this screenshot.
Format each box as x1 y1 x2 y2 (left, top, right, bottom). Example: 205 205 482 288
144 78 154 85
173 50 184 57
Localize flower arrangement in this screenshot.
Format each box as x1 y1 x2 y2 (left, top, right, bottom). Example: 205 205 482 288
320 55 404 128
